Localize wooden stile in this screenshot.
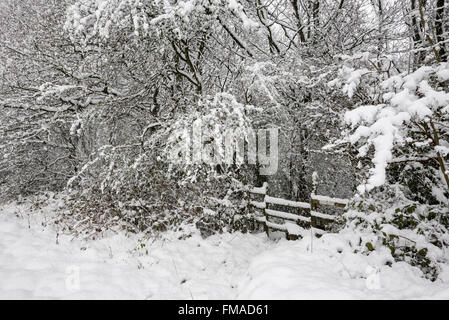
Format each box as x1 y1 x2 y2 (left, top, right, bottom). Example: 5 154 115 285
248 173 349 240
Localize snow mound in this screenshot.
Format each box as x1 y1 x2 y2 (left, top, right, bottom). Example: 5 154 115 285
238 233 449 299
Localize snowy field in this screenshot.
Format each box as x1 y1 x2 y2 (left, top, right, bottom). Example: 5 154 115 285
1 200 449 299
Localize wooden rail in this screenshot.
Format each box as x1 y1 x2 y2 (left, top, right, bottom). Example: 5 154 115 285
249 173 349 240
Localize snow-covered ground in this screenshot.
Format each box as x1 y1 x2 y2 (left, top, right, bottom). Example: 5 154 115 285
1 199 449 299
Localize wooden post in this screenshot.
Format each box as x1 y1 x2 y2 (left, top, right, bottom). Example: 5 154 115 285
310 171 319 251
310 171 318 229
249 182 268 233
263 183 269 236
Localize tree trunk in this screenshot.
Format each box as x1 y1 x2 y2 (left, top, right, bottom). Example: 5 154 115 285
435 0 447 62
